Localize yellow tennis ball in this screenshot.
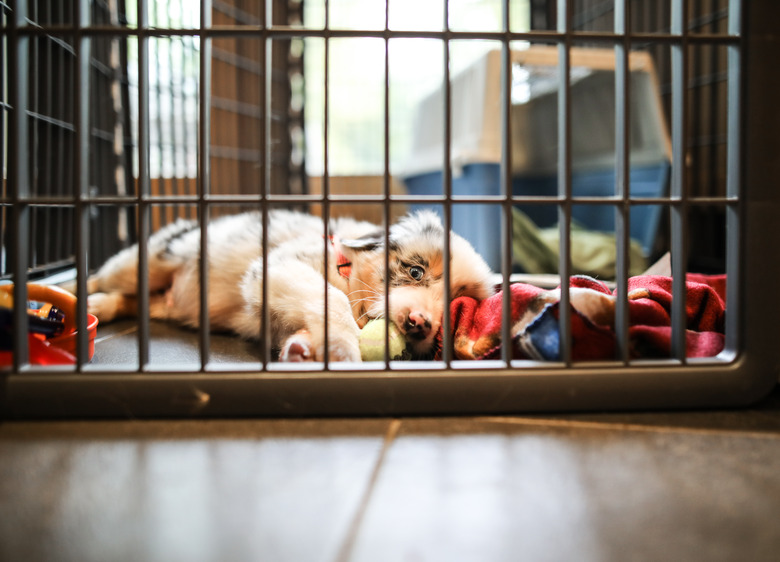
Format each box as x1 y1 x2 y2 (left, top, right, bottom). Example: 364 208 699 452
359 319 408 361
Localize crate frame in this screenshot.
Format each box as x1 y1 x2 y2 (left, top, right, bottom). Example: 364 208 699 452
2 0 778 418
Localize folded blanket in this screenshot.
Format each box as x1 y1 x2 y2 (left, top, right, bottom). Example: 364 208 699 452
438 274 726 361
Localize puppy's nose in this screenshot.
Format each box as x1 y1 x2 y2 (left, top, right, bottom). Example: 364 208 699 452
404 311 432 340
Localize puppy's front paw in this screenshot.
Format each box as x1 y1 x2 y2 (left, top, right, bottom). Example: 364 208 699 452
279 330 314 362
278 329 361 363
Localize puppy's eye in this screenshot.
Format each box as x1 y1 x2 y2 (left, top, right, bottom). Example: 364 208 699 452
409 266 425 281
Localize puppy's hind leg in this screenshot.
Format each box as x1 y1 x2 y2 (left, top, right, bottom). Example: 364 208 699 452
90 219 197 296
81 244 147 323
82 220 199 323
87 289 173 324
58 254 137 322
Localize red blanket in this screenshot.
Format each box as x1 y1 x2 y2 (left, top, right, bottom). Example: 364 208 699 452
439 275 726 361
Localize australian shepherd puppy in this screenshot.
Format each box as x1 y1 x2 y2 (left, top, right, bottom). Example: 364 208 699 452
80 209 494 362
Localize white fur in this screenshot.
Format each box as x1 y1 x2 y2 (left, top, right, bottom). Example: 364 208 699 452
81 209 494 362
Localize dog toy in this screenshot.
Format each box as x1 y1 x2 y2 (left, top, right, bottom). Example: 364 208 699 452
359 319 409 361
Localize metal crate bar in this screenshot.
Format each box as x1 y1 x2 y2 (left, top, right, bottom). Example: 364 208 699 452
12 24 742 45
499 0 513 366
136 0 152 369
382 0 392 367
723 0 742 357
0 193 742 206
74 0 91 368
613 0 630 364
557 0 573 365
9 0 30 371
198 0 212 369
670 0 689 362
260 0 271 368
321 0 331 370
441 0 453 367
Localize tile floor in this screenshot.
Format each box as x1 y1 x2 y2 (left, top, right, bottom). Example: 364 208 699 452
2 320 780 561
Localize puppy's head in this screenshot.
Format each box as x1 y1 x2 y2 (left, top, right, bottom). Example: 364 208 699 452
341 210 493 357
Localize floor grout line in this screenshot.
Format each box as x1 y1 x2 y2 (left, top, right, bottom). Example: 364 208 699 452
334 418 402 562
474 415 780 440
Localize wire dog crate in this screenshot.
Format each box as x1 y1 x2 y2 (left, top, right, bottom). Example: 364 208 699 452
1 0 778 418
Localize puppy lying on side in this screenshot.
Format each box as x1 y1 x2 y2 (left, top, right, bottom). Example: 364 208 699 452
80 209 494 362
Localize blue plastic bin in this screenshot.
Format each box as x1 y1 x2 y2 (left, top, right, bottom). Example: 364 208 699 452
404 162 669 271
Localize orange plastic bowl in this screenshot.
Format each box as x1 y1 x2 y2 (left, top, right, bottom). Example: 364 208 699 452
0 283 98 365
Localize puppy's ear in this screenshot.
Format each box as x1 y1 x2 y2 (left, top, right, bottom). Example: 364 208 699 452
339 232 384 252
